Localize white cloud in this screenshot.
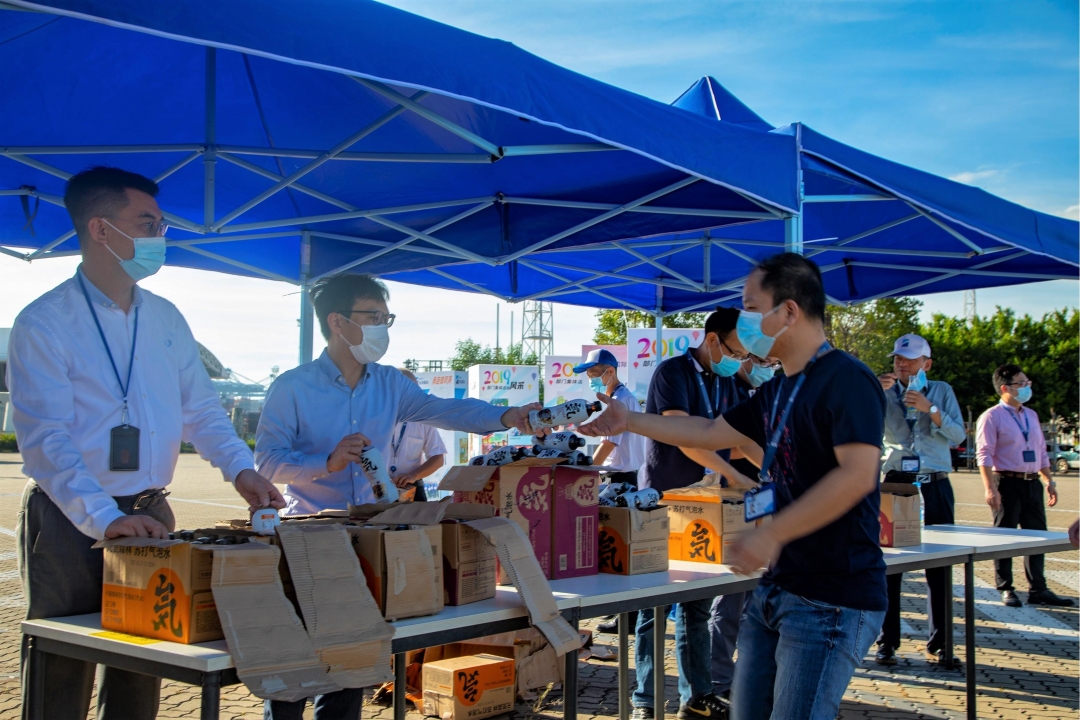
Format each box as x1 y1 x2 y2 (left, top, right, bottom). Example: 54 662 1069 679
1062 205 1079 219
948 168 1000 185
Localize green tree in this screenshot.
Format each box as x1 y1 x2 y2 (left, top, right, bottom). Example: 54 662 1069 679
447 339 539 371
593 310 708 345
825 298 922 373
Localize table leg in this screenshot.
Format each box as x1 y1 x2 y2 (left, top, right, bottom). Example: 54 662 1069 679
653 606 664 718
943 564 955 669
965 559 976 720
618 612 629 720
200 671 221 720
564 609 580 720
394 651 407 720
26 636 45 720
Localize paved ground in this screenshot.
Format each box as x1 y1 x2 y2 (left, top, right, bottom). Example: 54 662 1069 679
0 453 1075 719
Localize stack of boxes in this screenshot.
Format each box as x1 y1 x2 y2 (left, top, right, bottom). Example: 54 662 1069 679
664 486 757 565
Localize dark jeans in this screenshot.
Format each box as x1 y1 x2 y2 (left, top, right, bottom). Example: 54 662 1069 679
413 480 428 502
993 474 1048 593
633 600 712 709
878 477 955 652
265 688 365 720
18 482 175 720
709 592 747 694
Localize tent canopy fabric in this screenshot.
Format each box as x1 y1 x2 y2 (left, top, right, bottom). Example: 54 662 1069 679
382 77 1077 313
0 0 798 292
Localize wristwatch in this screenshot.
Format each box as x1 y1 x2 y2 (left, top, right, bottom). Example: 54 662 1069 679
929 405 939 414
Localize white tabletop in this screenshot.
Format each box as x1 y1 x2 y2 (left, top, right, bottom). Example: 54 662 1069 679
24 526 1066 675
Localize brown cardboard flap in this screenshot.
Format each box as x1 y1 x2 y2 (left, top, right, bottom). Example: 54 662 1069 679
441 502 497 521
276 524 394 689
93 536 184 550
880 482 921 496
464 517 581 657
367 498 455 526
382 528 440 619
663 485 744 503
629 506 669 535
208 543 338 701
507 456 566 467
438 466 500 491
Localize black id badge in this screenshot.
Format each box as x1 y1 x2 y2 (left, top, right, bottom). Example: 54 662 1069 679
110 424 140 471
1022 450 1036 463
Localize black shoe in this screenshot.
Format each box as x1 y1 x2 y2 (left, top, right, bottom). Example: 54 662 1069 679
632 707 654 720
1002 589 1022 607
875 645 898 666
1027 589 1076 607
597 610 638 634
678 692 729 720
924 647 961 669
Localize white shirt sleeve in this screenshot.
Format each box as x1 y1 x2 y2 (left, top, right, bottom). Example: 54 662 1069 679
8 316 126 539
422 423 447 457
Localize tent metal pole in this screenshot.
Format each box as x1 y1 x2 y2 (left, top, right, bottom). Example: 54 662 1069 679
500 143 616 156
428 268 512 301
803 194 892 203
203 47 216 231
522 260 698 292
217 152 357 210
518 260 652 313
839 260 1067 280
299 232 314 365
908 204 985 255
366 213 496 266
703 232 712 291
502 195 773 220
307 231 461 261
217 146 493 163
177 245 297 284
515 247 696 303
785 123 805 255
853 251 1029 303
610 240 704 290
0 144 204 155
216 196 490 234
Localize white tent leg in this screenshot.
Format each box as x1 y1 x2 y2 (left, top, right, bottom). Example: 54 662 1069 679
299 232 314 365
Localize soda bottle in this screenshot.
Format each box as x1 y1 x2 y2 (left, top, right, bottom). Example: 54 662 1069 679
360 446 400 504
468 446 526 466
528 400 603 430
533 431 586 453
616 488 663 510
565 450 593 466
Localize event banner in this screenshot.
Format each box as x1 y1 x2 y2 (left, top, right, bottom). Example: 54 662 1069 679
543 355 591 407
467 364 541 454
626 328 704 400
580 344 629 384
414 371 470 498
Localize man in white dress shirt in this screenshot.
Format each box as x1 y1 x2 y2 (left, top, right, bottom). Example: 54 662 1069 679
389 369 448 502
7 167 284 720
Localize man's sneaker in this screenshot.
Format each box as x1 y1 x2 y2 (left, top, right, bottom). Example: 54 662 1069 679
597 610 639 634
875 645 898 666
631 707 654 720
1027 589 1076 607
678 692 729 720
1002 589 1022 607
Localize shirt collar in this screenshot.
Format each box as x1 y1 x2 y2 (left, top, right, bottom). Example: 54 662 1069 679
686 348 707 374
316 349 370 386
76 266 145 310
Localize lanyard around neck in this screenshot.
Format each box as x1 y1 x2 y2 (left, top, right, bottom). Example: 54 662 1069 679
688 351 720 419
1005 405 1030 445
759 342 831 482
78 273 138 424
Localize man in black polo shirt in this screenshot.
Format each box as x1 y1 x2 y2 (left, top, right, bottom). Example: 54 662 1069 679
581 253 887 720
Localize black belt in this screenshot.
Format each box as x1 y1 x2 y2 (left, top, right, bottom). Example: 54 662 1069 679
886 470 949 484
998 470 1040 481
115 488 170 511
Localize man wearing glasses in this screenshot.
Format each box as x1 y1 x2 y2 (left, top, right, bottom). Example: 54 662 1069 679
8 166 283 720
976 364 1073 608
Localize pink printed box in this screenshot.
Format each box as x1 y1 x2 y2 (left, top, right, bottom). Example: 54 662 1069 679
550 467 599 580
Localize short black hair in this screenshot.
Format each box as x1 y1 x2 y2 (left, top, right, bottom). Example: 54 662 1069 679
64 166 159 244
704 306 740 342
753 253 826 321
993 363 1024 393
311 273 390 339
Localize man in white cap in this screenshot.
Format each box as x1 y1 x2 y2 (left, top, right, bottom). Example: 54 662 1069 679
874 334 965 666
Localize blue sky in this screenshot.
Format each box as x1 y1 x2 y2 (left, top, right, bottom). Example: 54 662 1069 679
2 1 1077 378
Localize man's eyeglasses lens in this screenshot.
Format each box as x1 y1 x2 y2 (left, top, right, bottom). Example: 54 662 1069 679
348 310 395 327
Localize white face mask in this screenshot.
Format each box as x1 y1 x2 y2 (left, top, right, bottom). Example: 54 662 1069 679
343 318 389 365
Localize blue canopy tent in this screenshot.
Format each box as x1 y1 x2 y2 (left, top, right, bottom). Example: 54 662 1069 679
382 76 1078 315
0 2 798 361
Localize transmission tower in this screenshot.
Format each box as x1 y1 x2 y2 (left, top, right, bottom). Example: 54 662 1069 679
521 301 554 359
962 289 977 321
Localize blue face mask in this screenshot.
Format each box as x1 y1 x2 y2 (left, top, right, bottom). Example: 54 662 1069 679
747 363 775 388
708 339 743 377
736 305 787 359
103 219 166 282
589 376 606 393
906 367 928 393
1017 385 1033 404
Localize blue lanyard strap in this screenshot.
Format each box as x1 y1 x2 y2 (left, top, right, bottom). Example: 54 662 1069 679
759 342 831 481
1006 406 1030 445
391 423 408 455
78 273 138 424
894 384 918 430
689 351 720 419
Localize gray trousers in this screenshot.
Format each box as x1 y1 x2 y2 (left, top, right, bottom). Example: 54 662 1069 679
709 592 747 695
18 481 175 720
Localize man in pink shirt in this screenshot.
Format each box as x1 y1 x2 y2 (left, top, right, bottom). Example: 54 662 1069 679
976 363 1072 608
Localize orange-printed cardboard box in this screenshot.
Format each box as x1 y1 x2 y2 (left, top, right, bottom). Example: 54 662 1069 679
665 486 754 565
422 654 515 720
879 482 922 547
349 523 443 621
550 466 599 580
598 506 670 575
100 537 222 644
439 460 558 582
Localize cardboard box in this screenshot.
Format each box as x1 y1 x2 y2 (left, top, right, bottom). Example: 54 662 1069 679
422 654 516 720
598 506 670 575
550 467 599 579
101 538 222 644
440 464 555 581
443 522 497 606
665 486 755 565
879 483 922 547
350 524 443 621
